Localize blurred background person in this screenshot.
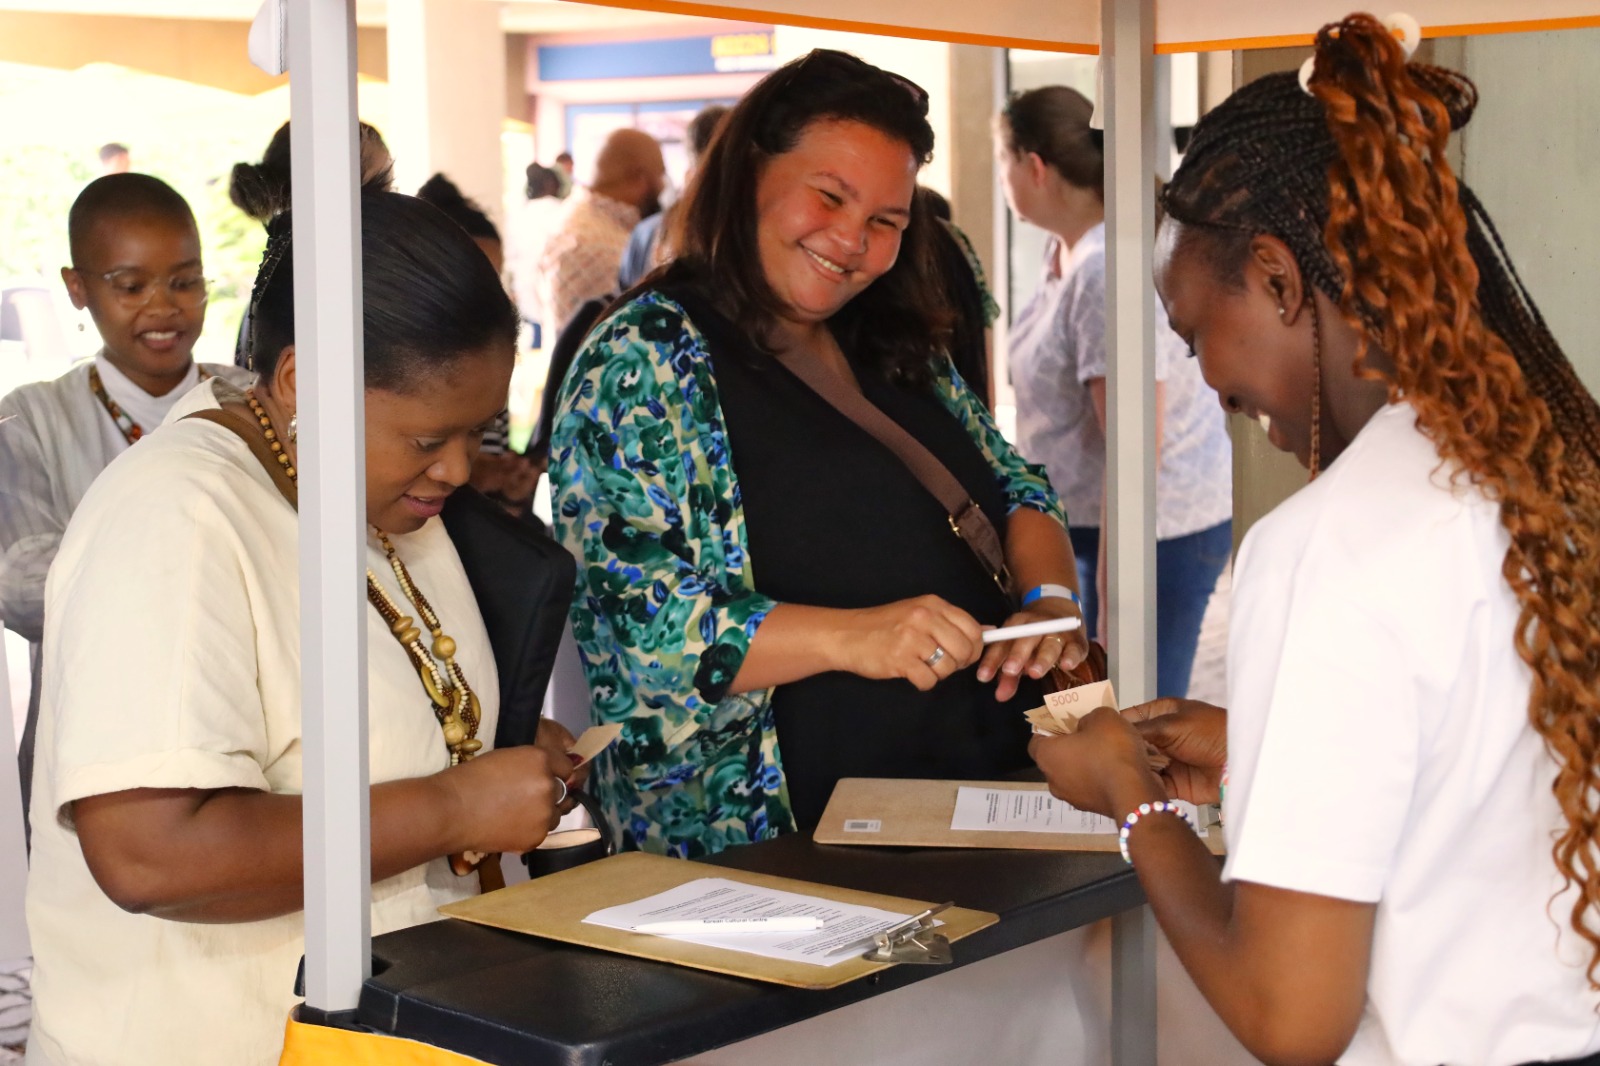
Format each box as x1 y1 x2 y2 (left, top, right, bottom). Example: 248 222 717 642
508 160 569 352
95 142 130 176
918 185 1001 409
617 103 729 289
417 172 504 274
996 85 1232 698
534 127 664 342
416 172 542 526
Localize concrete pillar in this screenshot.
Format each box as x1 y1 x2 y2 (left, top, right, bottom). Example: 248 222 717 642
386 0 506 220
946 43 1001 275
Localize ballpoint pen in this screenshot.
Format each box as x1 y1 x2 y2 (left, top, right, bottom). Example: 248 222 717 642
981 616 1083 644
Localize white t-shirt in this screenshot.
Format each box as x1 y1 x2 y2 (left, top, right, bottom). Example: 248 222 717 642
1008 222 1232 539
26 382 500 1066
1223 402 1600 1066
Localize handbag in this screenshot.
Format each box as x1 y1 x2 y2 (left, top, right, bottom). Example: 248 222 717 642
437 485 575 750
521 787 616 878
768 348 1107 691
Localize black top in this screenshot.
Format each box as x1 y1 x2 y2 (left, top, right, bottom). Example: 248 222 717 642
670 288 1037 829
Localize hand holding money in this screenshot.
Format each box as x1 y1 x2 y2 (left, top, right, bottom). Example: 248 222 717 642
1023 680 1170 772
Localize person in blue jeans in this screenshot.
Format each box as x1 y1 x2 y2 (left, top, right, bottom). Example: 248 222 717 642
997 85 1233 697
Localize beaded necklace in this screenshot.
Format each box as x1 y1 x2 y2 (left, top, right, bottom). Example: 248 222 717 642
243 389 482 765
365 533 483 765
90 363 211 446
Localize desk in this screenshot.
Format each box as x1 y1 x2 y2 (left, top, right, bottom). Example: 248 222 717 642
353 834 1194 1066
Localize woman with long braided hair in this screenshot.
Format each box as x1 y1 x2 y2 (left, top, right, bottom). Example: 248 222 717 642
1032 14 1600 1066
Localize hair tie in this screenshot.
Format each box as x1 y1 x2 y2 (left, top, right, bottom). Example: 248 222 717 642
1384 12 1422 58
1300 11 1421 96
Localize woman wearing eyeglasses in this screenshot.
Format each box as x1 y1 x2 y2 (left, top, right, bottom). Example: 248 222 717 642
0 173 251 824
550 50 1088 856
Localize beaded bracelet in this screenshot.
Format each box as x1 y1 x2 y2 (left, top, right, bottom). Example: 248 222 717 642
1118 800 1197 864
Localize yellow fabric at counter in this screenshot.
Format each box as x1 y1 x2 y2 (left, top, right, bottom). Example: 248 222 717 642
280 1017 491 1066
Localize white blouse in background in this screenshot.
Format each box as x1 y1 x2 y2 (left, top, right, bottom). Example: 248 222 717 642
25 381 499 1066
1007 222 1232 540
1223 402 1600 1066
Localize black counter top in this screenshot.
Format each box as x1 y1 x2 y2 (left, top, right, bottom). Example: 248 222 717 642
355 835 1144 1066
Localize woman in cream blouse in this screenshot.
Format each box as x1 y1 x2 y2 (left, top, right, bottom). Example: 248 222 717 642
26 190 572 1066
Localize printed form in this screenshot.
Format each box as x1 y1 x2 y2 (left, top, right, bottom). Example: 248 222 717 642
584 878 914 968
950 787 1205 836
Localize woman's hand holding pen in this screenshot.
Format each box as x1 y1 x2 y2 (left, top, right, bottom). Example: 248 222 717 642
977 595 1089 703
832 595 985 692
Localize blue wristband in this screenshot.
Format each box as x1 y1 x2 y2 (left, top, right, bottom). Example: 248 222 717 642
1022 583 1081 610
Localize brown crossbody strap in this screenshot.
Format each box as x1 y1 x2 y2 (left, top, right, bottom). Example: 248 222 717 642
772 347 1012 597
184 407 299 509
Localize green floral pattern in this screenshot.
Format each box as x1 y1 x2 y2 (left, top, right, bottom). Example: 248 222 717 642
550 291 1065 858
943 220 1002 328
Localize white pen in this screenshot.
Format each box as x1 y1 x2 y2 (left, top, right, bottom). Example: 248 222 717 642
981 616 1083 644
632 916 826 935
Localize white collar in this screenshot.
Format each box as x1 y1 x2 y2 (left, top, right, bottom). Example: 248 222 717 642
93 350 202 436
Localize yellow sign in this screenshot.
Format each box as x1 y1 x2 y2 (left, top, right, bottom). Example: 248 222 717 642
712 33 774 59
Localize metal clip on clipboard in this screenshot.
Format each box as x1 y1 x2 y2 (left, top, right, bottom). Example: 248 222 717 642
824 901 955 965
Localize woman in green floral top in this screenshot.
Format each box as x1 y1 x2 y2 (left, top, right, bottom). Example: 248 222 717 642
551 50 1089 857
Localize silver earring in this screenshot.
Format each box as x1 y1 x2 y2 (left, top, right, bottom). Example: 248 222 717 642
1277 306 1286 317
288 414 298 443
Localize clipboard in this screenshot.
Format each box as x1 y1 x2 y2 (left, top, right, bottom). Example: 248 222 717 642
813 778 1226 855
438 851 999 990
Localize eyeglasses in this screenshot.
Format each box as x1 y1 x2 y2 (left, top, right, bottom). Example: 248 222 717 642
793 49 930 116
76 267 211 310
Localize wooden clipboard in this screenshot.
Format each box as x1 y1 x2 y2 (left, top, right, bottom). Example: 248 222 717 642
438 851 999 990
813 778 1226 855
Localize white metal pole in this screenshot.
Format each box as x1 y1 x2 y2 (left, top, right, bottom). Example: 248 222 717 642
1102 0 1159 707
1103 0 1160 1064
288 0 371 1018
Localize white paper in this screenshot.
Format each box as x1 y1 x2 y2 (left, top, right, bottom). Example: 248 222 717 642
951 787 1117 833
583 877 914 968
949 787 1206 837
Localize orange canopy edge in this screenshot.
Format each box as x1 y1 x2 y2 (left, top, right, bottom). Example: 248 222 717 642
552 0 1600 53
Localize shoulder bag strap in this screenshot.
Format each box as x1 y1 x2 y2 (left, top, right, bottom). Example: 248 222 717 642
771 346 1011 597
184 407 299 510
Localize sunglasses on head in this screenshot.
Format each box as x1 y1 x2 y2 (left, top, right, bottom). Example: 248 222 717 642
792 49 930 115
